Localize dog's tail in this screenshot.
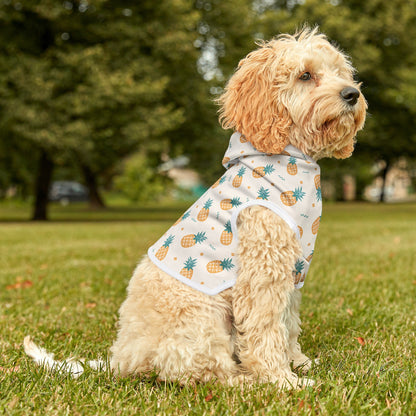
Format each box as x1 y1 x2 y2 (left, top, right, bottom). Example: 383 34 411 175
23 336 106 378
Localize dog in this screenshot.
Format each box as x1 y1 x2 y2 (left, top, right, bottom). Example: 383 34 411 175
25 27 366 388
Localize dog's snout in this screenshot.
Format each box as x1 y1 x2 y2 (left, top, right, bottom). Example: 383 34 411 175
340 87 360 106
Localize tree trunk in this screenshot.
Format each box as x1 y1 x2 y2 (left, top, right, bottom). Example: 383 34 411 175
379 160 390 203
80 163 106 209
32 150 54 221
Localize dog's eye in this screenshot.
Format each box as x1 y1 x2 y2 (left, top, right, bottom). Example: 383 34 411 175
299 72 312 81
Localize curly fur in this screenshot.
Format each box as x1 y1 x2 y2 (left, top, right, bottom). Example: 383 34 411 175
109 27 367 388
25 27 366 389
218 28 366 159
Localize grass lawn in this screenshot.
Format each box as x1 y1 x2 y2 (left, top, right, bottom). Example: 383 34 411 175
0 202 415 415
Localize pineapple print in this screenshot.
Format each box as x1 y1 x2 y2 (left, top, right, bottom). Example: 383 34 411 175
287 157 298 175
173 210 190 226
212 176 227 189
197 198 213 221
220 221 233 245
280 187 305 206
252 164 275 178
298 225 303 238
222 156 230 165
314 174 322 202
232 167 246 187
293 259 305 285
240 135 248 143
257 186 270 200
207 258 235 274
306 251 314 263
312 216 321 235
220 197 242 210
180 257 197 279
155 235 174 260
181 232 207 248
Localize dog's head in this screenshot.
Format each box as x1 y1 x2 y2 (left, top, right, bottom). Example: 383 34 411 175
218 27 367 160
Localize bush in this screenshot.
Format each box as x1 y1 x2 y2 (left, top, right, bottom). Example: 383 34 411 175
114 153 171 202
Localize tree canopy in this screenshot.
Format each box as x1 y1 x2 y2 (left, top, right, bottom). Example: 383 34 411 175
0 0 415 217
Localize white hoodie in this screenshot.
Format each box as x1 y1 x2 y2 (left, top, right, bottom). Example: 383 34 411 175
148 132 322 295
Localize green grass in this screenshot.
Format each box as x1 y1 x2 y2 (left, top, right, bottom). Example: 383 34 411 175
1 202 415 415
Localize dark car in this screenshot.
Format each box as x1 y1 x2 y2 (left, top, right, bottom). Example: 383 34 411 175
49 181 89 205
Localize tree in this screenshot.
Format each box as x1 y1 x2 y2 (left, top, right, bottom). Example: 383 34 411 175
0 1 194 219
0 0 258 217
145 0 256 185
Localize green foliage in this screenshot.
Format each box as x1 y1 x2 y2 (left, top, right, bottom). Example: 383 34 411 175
0 0 258 202
164 0 256 185
114 153 171 203
0 1 189 166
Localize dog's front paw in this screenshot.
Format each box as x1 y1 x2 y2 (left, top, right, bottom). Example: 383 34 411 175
280 374 315 390
293 355 319 373
298 377 315 388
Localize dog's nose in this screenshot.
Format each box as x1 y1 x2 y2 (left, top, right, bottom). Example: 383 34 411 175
340 87 360 106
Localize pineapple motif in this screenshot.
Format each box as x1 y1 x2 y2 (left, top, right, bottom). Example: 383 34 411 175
306 251 314 263
256 186 270 200
312 216 321 235
155 235 174 260
212 175 227 189
220 221 233 245
240 135 248 143
287 157 298 175
173 210 190 226
222 157 230 165
314 174 322 201
298 225 303 238
181 232 207 248
207 258 235 274
220 197 242 210
252 164 275 178
280 187 305 206
197 199 213 221
180 257 197 279
293 259 305 285
232 167 246 187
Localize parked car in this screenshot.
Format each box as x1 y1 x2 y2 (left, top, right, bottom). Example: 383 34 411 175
49 181 89 205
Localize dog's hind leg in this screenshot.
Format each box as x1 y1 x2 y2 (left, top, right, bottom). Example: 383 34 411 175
110 257 241 384
232 205 314 388
151 298 241 385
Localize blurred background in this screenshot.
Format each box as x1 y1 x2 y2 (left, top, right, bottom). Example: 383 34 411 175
0 0 415 220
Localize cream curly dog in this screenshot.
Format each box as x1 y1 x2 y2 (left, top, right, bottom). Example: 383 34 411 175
25 28 366 388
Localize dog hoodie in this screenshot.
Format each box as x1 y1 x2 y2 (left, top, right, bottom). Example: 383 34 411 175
148 132 322 295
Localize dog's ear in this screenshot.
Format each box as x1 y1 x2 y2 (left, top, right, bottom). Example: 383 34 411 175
218 45 292 154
